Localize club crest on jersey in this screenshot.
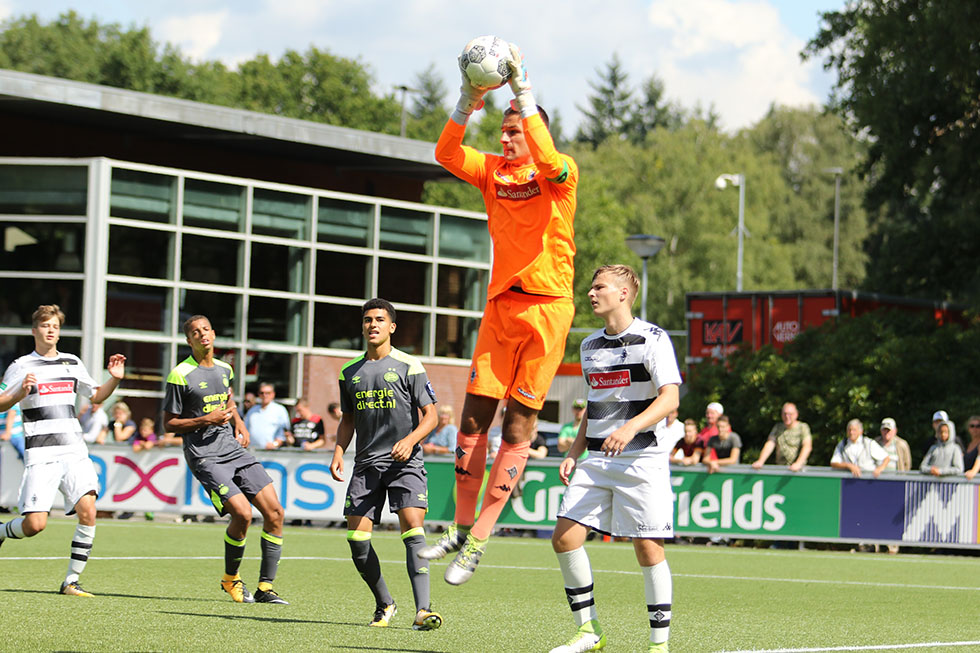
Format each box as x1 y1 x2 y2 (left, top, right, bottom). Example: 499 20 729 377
38 380 74 395
495 179 541 201
588 370 631 389
383 371 399 383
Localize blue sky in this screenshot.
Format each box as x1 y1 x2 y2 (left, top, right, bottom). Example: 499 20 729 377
0 0 845 132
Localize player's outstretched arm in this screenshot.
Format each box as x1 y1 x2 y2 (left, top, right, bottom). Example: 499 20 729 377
0 372 34 412
228 400 250 447
392 402 438 462
91 354 126 404
330 413 355 481
559 416 590 485
505 43 535 117
602 383 679 456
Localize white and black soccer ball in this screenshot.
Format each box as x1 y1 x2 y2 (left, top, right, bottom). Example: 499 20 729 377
459 35 512 91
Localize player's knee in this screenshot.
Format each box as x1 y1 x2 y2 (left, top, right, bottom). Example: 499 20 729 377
264 502 285 529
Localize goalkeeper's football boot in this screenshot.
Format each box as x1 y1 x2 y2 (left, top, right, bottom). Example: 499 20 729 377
60 580 95 597
369 602 397 627
253 587 289 604
444 532 487 585
412 608 443 631
220 576 255 603
549 620 606 653
648 642 669 652
418 522 468 560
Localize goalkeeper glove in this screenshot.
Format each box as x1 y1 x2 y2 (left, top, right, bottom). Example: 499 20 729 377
452 63 488 124
506 43 537 117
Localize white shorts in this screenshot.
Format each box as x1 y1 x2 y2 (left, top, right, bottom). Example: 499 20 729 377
19 457 100 515
557 454 674 539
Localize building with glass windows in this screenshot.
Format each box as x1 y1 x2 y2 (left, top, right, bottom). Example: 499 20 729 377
0 69 499 423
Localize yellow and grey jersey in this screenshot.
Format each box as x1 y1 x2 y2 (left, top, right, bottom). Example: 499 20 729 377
580 318 682 458
0 351 96 465
338 348 437 466
162 356 241 462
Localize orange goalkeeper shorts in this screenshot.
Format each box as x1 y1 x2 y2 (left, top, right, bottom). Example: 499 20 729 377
467 289 575 411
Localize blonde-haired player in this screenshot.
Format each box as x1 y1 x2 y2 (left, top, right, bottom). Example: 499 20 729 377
550 265 682 653
421 40 578 585
0 304 126 596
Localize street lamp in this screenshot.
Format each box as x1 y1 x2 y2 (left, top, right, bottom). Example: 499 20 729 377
625 234 665 322
395 84 421 138
824 167 843 290
715 173 748 292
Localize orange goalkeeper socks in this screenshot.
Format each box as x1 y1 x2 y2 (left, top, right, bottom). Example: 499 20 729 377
471 439 529 540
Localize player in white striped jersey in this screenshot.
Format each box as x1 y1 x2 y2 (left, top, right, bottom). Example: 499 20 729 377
0 304 126 597
549 266 681 653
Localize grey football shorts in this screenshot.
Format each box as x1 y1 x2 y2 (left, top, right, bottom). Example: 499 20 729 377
344 461 428 523
187 448 273 516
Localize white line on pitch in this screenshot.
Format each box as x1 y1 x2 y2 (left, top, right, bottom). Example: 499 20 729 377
720 640 980 652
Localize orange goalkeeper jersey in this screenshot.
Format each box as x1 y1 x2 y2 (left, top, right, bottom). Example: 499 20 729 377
435 113 578 299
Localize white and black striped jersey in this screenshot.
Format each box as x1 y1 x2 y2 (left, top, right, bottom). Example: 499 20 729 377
0 351 98 465
580 318 682 459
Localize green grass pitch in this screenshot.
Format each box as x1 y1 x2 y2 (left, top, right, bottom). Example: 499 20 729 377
1 517 978 652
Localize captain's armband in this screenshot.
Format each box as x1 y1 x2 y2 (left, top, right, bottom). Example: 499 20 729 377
546 160 569 184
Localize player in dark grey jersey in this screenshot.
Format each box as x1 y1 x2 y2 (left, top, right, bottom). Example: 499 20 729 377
163 315 287 605
330 298 441 631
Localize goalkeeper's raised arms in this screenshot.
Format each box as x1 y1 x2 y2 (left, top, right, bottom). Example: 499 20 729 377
506 43 537 117
451 68 488 125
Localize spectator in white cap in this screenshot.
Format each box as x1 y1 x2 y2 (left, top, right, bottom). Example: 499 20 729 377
876 417 911 471
697 401 723 448
557 398 586 453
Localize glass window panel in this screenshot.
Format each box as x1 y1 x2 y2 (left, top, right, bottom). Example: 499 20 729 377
378 258 429 306
435 315 481 359
250 243 308 293
0 222 85 272
108 225 173 279
0 279 82 329
437 265 487 311
391 310 428 356
439 214 490 263
379 206 431 254
315 250 368 299
181 234 242 286
312 303 363 350
0 165 87 215
252 189 310 240
183 178 244 231
106 283 171 333
110 169 175 223
104 339 170 393
317 197 372 246
178 289 240 339
245 351 295 397
247 296 305 344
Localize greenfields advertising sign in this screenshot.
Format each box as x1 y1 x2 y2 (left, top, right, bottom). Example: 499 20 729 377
424 460 840 539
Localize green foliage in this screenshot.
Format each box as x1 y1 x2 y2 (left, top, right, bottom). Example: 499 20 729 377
805 0 980 306
681 310 980 466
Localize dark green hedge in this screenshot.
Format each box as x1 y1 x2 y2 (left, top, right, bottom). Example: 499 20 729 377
680 310 980 467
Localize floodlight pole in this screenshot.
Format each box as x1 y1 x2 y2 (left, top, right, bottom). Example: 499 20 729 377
825 167 843 290
715 173 746 292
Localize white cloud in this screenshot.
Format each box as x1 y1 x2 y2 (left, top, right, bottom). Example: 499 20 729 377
154 10 230 61
0 0 12 21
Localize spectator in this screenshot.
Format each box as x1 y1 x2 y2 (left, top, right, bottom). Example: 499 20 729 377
526 425 548 459
423 405 458 455
487 406 506 460
0 402 24 461
964 415 980 480
78 400 109 445
920 421 964 476
931 410 962 450
751 402 812 472
132 417 158 452
557 398 586 453
290 398 324 450
109 401 137 443
830 419 890 478
671 418 703 466
876 417 911 471
697 401 723 448
704 415 741 474
244 382 291 449
237 391 257 419
303 401 343 453
661 407 684 447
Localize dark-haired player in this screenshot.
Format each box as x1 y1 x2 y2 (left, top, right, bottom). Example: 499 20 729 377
330 298 441 630
163 314 287 604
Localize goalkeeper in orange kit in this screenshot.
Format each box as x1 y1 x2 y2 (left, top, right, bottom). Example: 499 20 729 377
420 41 578 585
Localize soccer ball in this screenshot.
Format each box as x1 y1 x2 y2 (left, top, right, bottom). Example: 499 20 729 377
459 35 512 91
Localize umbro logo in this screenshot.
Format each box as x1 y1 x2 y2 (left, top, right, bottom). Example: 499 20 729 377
198 381 208 389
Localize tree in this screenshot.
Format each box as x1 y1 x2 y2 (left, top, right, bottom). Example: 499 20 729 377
805 0 980 306
575 54 635 148
404 64 448 142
